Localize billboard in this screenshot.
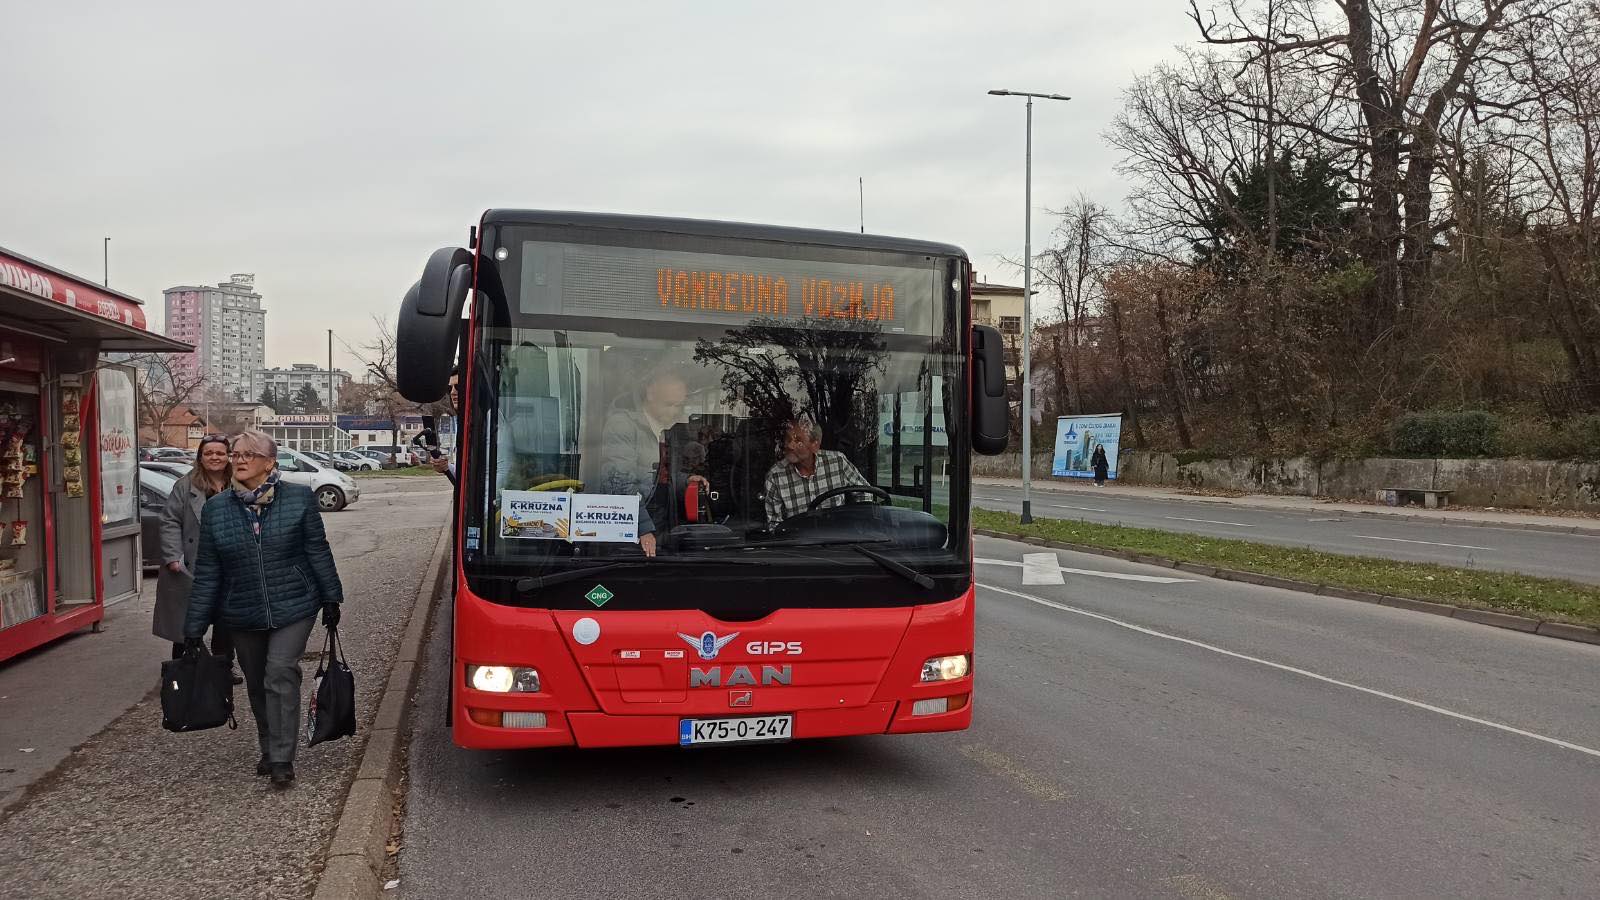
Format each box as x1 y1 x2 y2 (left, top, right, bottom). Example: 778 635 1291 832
1052 414 1122 480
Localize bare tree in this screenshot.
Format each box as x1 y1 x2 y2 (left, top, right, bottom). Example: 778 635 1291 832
129 354 208 446
1185 0 1552 331
348 317 411 460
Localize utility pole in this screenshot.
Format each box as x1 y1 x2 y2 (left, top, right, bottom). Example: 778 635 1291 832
859 177 865 233
328 329 335 452
103 237 109 286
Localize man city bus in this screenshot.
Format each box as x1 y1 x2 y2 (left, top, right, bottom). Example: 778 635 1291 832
397 210 1009 749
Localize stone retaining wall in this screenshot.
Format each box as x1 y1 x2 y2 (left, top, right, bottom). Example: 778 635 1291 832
1117 450 1600 511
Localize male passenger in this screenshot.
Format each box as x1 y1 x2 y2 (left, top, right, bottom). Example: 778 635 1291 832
431 366 512 490
600 370 710 557
763 416 870 525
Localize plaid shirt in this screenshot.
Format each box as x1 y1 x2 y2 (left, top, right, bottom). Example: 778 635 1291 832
763 450 870 524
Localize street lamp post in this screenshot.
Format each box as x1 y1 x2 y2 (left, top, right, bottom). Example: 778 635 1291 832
103 237 109 286
989 88 1070 525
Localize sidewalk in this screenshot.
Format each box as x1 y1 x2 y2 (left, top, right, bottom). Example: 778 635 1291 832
0 482 449 900
974 476 1600 536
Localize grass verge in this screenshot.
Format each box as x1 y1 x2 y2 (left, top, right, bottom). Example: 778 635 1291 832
351 466 437 478
972 508 1600 628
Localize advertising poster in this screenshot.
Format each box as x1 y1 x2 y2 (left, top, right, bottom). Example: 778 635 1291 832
1052 414 1123 480
499 491 570 540
97 369 138 522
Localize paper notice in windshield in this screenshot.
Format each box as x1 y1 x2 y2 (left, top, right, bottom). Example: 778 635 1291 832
569 494 639 543
500 491 571 540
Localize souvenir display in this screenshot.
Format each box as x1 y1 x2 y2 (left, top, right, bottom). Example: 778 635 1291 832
59 388 83 498
10 521 25 547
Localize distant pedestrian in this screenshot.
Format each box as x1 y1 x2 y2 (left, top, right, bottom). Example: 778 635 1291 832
154 434 241 680
1091 445 1109 486
184 430 345 788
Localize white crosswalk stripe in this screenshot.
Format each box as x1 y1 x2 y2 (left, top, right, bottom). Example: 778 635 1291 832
1022 552 1066 585
974 556 1191 585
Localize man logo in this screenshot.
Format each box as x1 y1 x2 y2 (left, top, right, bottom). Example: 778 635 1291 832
678 630 740 661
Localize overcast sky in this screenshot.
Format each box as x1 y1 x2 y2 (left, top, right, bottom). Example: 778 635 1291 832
3 0 1195 373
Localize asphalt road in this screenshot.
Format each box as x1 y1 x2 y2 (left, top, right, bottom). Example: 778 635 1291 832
396 533 1600 899
973 482 1600 584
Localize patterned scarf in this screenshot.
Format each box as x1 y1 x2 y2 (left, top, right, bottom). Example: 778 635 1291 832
232 469 281 536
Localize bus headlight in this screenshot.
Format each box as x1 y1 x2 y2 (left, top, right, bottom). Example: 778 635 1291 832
466 665 541 693
920 654 970 682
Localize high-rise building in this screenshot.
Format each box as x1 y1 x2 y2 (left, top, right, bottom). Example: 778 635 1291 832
256 363 351 411
162 274 267 399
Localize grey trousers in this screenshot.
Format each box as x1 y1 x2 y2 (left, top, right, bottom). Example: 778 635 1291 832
231 614 317 766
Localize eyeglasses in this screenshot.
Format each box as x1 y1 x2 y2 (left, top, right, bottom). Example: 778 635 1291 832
228 451 267 461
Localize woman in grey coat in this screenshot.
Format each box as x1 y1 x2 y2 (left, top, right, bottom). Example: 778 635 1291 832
153 434 235 671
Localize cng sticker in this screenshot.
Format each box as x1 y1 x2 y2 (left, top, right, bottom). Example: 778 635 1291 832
585 584 615 608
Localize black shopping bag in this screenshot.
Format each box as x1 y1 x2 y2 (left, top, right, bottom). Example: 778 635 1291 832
306 625 356 746
160 647 237 733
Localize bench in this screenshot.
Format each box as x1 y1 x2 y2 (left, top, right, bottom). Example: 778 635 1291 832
1376 488 1454 509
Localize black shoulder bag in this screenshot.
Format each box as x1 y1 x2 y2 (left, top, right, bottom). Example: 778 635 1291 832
160 646 237 733
306 625 357 746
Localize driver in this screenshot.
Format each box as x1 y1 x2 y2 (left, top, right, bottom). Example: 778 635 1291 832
763 416 871 525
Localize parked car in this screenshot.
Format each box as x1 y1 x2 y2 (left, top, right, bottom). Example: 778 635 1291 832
302 450 349 472
140 460 191 479
332 450 380 471
274 447 361 512
138 468 179 571
149 446 191 462
357 445 416 466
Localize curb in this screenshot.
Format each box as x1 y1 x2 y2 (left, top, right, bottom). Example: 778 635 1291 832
974 479 1600 536
973 528 1600 647
314 523 451 900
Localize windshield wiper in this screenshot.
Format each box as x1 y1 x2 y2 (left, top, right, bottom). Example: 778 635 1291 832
514 555 774 593
849 545 936 590
516 561 639 593
732 538 937 590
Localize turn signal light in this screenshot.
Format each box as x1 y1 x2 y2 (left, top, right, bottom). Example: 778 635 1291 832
467 707 501 727
911 694 969 716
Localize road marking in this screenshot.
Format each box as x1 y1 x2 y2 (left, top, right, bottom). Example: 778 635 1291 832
1044 503 1110 513
959 745 1070 801
1354 535 1492 551
1022 552 1066 585
978 582 1600 761
1166 516 1256 527
974 557 1191 584
1307 517 1345 522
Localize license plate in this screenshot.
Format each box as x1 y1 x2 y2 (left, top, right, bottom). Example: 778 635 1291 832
678 714 793 746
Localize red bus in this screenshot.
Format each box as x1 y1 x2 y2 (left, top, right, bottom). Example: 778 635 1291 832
397 211 1009 749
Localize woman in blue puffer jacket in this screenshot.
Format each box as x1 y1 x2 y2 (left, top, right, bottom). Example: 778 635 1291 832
185 430 344 788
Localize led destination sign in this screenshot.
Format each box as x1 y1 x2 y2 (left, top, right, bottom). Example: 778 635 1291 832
519 241 937 335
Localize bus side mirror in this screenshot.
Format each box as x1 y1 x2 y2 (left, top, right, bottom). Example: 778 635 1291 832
971 324 1009 455
397 246 473 402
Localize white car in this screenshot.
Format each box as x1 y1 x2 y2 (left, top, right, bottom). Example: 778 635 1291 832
275 447 361 512
332 450 380 471
357 445 416 466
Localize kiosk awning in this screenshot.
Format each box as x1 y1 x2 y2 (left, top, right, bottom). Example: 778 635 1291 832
0 246 190 354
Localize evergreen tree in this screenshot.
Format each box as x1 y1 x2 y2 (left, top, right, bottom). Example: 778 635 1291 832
292 383 324 414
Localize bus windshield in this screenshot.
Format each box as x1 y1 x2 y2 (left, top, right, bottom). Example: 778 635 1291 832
459 231 970 608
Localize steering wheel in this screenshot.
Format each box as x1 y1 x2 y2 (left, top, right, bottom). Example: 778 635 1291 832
806 485 891 511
